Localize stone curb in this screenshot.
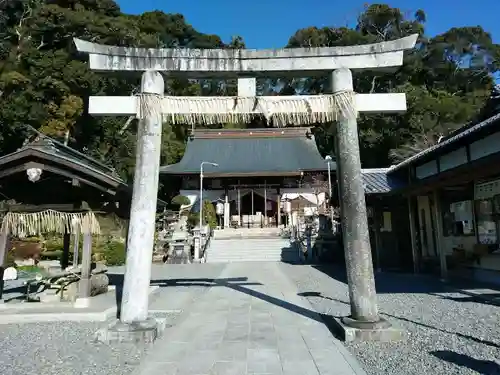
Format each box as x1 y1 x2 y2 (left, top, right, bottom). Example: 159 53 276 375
0 286 160 324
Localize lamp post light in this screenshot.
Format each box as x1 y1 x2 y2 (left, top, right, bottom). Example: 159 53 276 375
199 161 219 231
325 155 333 198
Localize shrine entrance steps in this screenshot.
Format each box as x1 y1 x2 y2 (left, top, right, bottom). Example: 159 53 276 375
207 228 298 263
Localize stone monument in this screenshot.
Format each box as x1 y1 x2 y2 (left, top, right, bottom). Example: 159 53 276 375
74 34 417 342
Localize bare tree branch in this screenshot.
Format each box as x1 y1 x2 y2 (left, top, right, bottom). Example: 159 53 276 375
36 36 45 50
370 76 377 93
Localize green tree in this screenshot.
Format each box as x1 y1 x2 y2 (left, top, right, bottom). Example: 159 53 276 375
0 1 498 184
283 4 498 166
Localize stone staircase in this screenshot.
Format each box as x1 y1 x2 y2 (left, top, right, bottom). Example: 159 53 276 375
206 231 298 263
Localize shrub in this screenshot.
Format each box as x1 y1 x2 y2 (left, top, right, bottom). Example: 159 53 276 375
3 248 16 268
101 239 127 266
44 236 64 252
40 250 63 261
171 195 191 207
202 200 217 229
186 200 218 229
187 212 199 229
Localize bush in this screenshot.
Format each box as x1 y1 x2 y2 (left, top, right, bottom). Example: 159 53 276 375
171 195 191 208
101 239 126 266
44 236 64 252
202 199 217 229
3 248 16 268
186 200 217 229
187 212 199 229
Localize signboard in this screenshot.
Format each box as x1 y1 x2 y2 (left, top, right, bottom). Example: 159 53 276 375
216 202 224 215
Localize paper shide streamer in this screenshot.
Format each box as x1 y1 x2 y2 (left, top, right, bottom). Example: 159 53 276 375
1 210 101 238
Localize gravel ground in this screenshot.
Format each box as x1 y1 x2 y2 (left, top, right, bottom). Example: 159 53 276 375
0 264 227 375
0 312 186 375
0 321 150 375
280 263 500 375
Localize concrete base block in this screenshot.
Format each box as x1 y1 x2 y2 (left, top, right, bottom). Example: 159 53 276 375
332 316 405 342
39 294 61 303
74 297 91 308
94 315 169 344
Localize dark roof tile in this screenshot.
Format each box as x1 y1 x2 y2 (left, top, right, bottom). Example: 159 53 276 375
160 128 332 175
362 168 404 194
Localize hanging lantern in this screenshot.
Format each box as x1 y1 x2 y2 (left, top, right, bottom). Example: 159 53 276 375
26 168 42 183
216 202 224 215
284 201 292 213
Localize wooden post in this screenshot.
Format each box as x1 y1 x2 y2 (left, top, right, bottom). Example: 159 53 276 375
432 189 448 280
373 204 383 273
238 187 241 227
0 223 9 302
251 188 254 227
61 230 71 270
264 181 267 228
407 196 420 273
75 231 92 308
73 230 80 266
277 187 281 227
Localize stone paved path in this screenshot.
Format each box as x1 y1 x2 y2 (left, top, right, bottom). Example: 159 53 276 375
135 262 366 375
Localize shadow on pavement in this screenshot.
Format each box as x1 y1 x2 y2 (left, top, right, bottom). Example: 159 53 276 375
108 268 500 350
297 291 500 349
107 272 345 340
312 264 500 308
430 350 500 374
430 293 500 307
107 267 500 355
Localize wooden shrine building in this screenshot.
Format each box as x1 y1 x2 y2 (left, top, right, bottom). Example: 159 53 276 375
389 111 500 283
0 135 131 216
0 133 166 274
161 127 333 228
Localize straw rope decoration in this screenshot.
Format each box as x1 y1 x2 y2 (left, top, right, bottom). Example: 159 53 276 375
158 90 357 126
1 210 101 238
136 92 163 120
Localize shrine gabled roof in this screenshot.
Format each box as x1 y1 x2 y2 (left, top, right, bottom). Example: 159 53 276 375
160 128 332 177
0 135 127 190
0 134 169 208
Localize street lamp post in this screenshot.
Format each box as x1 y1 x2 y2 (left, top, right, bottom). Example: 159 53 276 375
325 155 335 231
325 155 333 198
199 161 219 231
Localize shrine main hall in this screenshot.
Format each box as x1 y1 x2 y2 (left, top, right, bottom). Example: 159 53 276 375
160 127 333 228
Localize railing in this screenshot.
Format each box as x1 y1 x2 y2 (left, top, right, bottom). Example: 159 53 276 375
289 218 321 263
200 225 213 263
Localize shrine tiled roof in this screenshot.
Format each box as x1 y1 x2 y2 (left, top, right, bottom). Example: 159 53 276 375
160 128 333 176
0 134 168 207
0 135 126 189
390 112 500 172
362 168 404 194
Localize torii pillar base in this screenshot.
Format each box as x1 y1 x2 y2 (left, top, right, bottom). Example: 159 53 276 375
331 316 405 342
94 316 169 344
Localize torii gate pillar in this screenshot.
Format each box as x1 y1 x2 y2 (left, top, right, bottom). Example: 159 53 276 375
332 69 378 322
120 71 164 325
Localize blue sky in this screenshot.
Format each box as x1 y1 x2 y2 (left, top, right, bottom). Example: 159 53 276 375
117 0 500 49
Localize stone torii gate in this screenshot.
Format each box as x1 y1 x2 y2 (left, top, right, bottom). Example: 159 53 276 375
75 34 417 338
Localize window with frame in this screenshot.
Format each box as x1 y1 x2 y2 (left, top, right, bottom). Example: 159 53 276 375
440 187 475 237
